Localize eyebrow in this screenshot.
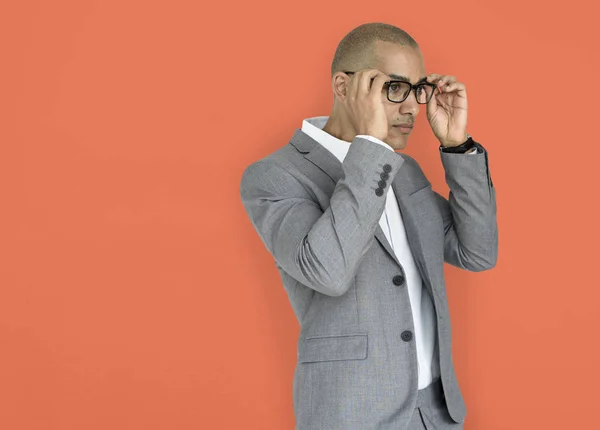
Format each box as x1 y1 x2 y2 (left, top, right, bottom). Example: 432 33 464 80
388 74 428 84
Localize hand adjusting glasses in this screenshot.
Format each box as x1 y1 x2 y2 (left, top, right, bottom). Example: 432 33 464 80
343 71 437 104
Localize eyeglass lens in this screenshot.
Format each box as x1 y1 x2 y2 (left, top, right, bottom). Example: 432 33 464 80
385 82 434 103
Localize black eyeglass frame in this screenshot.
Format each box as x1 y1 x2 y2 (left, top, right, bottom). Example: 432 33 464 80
342 71 437 104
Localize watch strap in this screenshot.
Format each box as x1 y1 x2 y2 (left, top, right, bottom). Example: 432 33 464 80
440 134 476 153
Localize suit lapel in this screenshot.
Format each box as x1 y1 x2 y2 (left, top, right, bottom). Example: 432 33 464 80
289 129 433 290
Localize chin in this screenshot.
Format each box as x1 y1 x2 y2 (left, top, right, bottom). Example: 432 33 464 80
385 136 408 150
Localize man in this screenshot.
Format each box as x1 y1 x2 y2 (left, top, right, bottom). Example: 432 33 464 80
239 22 497 430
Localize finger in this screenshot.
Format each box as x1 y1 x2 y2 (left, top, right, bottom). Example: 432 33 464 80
347 71 360 101
357 69 383 96
439 77 458 93
443 81 465 93
426 85 438 114
426 73 442 83
429 74 453 87
436 75 456 84
369 72 390 99
428 74 449 93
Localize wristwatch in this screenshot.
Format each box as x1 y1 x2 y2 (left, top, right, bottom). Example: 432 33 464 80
439 133 477 153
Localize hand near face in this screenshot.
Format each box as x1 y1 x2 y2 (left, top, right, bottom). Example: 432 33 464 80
425 74 468 147
341 69 392 142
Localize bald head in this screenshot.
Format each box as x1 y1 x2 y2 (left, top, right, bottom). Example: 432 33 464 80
331 22 419 78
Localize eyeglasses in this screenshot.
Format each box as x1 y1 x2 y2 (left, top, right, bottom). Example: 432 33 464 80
343 71 437 104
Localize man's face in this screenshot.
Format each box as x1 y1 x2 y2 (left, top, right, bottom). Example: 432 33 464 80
373 41 427 150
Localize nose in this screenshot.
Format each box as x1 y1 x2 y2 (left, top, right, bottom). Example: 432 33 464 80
399 89 420 115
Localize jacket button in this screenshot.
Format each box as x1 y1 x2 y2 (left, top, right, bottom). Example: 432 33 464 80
380 172 389 180
393 275 405 286
383 164 392 173
401 330 413 342
375 188 384 196
378 179 387 188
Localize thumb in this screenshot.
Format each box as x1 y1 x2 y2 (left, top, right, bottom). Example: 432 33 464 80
426 90 437 118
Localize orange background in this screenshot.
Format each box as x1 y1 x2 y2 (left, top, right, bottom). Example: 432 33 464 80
2 1 599 429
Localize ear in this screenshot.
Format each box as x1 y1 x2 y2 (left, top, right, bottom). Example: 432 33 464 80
332 72 349 101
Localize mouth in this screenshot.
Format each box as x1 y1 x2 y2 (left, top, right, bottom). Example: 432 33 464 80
392 124 413 133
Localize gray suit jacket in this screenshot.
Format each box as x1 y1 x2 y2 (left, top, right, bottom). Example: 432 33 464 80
239 128 498 429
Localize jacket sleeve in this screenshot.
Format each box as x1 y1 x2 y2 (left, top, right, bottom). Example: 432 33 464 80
240 137 405 297
433 143 498 271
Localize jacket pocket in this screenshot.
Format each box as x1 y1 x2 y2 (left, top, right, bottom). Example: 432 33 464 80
298 333 368 363
408 183 434 204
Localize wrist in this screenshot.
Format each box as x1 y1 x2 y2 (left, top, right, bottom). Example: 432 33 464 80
440 132 469 148
440 134 475 153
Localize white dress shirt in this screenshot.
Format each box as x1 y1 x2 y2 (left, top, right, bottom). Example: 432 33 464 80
300 116 473 389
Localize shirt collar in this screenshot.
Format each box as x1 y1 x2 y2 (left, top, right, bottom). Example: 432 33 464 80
301 116 351 162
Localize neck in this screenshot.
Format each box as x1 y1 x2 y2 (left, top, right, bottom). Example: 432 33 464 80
322 111 356 143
